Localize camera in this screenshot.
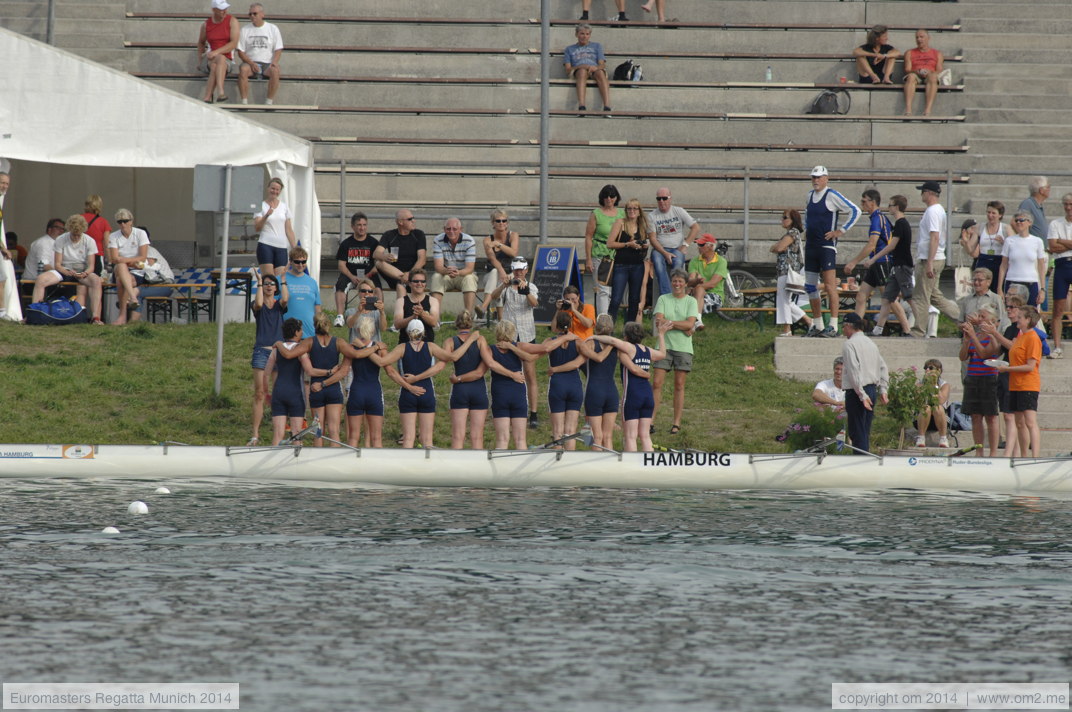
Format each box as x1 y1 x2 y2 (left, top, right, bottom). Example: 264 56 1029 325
511 278 521 286
556 299 565 310
364 297 376 310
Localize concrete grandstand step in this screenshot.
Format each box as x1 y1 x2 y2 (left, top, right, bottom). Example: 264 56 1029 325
965 107 1072 125
964 93 1072 111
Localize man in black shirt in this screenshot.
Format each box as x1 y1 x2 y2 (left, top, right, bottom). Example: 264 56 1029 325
862 194 914 336
333 212 380 326
373 208 428 297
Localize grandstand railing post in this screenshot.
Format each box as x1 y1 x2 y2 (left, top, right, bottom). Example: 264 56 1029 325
339 160 346 246
742 167 751 256
538 0 551 244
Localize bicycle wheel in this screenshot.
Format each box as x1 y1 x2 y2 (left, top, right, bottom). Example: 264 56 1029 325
717 269 763 322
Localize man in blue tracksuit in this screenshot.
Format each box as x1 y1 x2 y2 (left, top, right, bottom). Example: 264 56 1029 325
804 165 861 337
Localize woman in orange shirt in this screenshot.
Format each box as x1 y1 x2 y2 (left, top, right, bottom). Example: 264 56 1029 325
999 305 1042 457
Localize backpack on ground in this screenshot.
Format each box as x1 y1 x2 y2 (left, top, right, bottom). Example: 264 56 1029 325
25 298 88 326
805 89 850 115
612 60 643 84
945 401 972 434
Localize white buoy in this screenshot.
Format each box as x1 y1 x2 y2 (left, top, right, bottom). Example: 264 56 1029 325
101 526 120 534
154 487 171 495
127 500 149 515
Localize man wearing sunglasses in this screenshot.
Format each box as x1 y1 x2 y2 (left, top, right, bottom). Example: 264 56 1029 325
374 209 427 297
282 246 320 337
647 187 700 299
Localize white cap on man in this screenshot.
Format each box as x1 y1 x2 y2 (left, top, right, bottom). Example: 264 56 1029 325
211 0 230 9
406 319 425 337
810 165 829 177
510 257 528 271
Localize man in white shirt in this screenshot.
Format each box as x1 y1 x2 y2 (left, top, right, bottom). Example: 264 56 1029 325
841 313 889 453
1047 193 1072 357
812 356 846 410
647 186 700 298
23 219 66 282
909 180 960 337
236 3 284 105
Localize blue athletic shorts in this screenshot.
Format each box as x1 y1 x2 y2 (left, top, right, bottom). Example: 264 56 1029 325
256 243 289 269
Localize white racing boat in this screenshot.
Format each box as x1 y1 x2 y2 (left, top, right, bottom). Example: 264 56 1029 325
2 442 1072 495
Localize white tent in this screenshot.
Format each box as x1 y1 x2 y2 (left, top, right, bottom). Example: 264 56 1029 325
0 26 321 318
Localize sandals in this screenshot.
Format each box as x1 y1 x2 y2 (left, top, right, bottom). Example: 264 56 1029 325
669 424 682 435
246 437 259 446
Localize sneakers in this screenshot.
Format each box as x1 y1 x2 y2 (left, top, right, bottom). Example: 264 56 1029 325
871 326 884 336
1047 347 1063 359
819 326 836 338
938 436 950 448
805 326 822 338
528 413 539 430
915 435 926 448
333 314 345 327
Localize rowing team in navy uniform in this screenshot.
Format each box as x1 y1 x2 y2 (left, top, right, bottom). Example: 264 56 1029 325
261 311 674 453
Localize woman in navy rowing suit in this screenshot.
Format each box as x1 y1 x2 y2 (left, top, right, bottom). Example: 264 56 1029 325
577 314 619 450
445 311 492 449
305 312 345 447
486 320 543 450
315 318 392 448
592 318 671 452
388 319 477 448
263 318 328 446
542 311 585 449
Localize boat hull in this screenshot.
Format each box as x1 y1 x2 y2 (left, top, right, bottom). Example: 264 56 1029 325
2 444 1072 495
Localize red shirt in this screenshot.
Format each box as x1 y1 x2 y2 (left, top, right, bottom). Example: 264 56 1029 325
81 212 111 259
907 48 940 74
204 14 235 59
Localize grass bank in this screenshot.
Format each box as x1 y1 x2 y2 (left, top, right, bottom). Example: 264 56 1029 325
0 318 897 451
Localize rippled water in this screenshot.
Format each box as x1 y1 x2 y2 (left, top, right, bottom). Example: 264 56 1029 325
2 482 1071 711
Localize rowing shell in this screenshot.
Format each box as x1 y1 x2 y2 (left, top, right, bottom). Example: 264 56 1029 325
2 444 1072 495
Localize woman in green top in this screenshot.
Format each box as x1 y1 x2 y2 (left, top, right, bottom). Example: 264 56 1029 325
584 184 624 315
652 269 697 435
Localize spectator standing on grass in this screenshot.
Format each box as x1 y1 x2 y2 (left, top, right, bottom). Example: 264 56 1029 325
771 209 813 337
652 269 696 436
282 246 320 337
248 271 287 446
197 0 239 104
563 24 612 115
997 211 1047 308
237 3 284 105
488 257 541 429
393 269 438 346
648 187 700 299
374 208 427 297
853 24 899 84
909 181 959 338
803 166 860 337
1046 193 1072 358
607 198 651 325
334 212 380 327
844 189 892 321
585 184 624 315
254 177 297 278
558 285 595 340
959 308 1001 457
80 194 110 274
864 194 913 336
840 312 889 453
1018 177 1050 239
903 28 944 117
959 202 1009 295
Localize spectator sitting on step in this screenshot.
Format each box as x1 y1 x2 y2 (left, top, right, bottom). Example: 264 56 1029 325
197 0 239 103
853 24 900 84
563 24 612 115
812 356 846 411
480 209 520 322
580 0 627 22
236 2 284 105
915 358 951 448
686 233 728 334
429 217 479 316
374 208 427 297
333 212 380 327
903 28 944 116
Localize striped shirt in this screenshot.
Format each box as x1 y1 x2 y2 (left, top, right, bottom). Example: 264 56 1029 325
432 232 477 270
966 336 996 377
